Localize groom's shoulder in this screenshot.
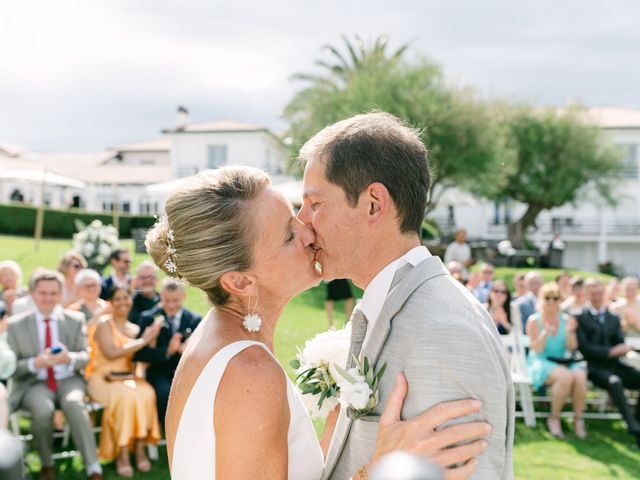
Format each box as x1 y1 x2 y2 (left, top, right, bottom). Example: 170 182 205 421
399 271 493 332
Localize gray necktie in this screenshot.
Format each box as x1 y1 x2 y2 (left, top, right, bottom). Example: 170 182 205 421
347 307 368 369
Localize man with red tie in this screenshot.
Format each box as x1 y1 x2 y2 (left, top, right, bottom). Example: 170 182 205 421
6 269 101 480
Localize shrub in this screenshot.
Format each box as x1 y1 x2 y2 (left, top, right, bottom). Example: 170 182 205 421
0 203 156 239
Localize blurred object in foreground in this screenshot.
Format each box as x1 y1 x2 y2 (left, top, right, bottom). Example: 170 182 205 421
370 452 444 480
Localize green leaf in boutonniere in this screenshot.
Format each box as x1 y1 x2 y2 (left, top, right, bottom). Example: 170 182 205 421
334 356 387 420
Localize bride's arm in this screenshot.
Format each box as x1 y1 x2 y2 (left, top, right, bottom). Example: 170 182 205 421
319 405 340 458
214 346 289 480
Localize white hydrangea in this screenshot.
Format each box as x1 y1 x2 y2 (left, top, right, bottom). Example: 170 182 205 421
90 220 103 229
98 243 111 258
83 243 95 257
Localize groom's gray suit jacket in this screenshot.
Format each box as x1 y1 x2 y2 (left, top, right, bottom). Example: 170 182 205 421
324 256 515 480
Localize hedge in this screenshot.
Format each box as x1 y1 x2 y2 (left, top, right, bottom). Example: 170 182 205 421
0 203 157 239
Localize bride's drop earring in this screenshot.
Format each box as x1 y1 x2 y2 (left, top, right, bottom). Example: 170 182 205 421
242 295 262 333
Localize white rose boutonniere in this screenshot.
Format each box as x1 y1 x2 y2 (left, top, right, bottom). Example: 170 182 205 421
334 356 387 420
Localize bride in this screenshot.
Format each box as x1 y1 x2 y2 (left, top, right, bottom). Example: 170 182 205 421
146 166 489 479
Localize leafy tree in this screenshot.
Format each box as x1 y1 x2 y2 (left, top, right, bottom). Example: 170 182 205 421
284 35 513 213
495 104 623 247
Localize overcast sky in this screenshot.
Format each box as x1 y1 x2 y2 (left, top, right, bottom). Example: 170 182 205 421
1 0 639 151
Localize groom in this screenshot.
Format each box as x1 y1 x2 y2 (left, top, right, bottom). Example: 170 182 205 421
298 112 514 479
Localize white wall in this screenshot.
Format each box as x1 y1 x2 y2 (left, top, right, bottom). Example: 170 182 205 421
169 131 287 178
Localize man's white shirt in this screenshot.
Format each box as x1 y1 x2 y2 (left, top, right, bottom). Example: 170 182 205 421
443 241 471 265
27 306 76 381
360 246 431 346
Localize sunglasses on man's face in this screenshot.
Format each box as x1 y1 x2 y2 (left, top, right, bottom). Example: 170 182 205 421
492 289 508 294
545 296 561 301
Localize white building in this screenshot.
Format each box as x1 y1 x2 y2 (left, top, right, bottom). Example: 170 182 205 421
431 107 640 275
0 108 289 216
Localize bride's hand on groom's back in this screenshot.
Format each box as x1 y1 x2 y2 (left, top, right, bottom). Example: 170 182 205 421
370 373 490 480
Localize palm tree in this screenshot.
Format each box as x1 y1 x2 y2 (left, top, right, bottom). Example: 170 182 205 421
291 35 409 87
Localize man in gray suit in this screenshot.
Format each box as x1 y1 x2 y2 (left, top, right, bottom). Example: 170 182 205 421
6 269 102 480
298 112 514 480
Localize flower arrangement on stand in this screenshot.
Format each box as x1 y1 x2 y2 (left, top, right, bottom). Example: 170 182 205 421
72 219 119 273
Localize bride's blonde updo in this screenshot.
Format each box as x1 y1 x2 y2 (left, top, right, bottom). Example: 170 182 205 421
145 166 271 305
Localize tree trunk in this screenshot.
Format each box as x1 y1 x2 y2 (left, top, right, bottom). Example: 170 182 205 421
507 204 544 249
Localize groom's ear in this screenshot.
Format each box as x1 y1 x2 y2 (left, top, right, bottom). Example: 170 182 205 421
364 182 391 224
219 271 258 297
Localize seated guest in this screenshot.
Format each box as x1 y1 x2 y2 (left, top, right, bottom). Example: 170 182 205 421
560 276 587 317
134 278 201 425
0 315 17 429
0 260 29 318
472 262 494 304
527 282 587 439
555 271 572 301
86 286 162 477
511 272 527 300
6 269 102 480
485 280 512 335
128 261 160 325
446 261 465 284
515 271 543 332
605 278 621 307
577 278 640 446
57 251 87 307
611 277 640 336
68 269 109 324
100 249 132 300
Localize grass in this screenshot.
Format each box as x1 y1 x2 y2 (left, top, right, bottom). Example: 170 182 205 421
3 234 638 479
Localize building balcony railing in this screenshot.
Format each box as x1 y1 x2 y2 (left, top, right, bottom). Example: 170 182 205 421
486 216 640 237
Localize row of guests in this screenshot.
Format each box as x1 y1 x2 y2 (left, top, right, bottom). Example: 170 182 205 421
526 278 640 445
0 266 201 479
465 269 640 445
0 249 159 327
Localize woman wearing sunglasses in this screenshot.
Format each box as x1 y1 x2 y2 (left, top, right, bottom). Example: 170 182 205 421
486 280 512 335
526 282 587 439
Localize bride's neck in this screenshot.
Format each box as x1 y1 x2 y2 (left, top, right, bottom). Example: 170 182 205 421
216 296 286 352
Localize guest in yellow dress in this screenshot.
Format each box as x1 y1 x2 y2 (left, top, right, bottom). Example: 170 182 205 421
86 286 163 477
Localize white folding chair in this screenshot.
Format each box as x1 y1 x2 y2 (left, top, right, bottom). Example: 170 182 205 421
502 303 536 427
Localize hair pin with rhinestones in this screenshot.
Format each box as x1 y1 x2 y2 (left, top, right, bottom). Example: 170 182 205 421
164 223 179 276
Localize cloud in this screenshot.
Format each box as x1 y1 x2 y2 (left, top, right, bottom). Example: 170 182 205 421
0 0 638 149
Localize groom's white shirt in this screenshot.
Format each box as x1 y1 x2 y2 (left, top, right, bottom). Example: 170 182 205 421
360 246 431 345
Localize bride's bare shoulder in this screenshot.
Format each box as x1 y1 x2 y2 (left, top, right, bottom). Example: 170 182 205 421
216 345 287 414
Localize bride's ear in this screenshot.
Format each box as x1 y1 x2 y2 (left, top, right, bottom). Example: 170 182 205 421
219 271 258 298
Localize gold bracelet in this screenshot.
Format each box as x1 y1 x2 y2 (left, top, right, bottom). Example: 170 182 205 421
356 466 368 480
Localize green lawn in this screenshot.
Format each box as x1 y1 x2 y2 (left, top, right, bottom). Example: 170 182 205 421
3 235 638 479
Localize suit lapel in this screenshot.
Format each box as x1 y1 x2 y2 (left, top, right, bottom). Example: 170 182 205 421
25 314 40 356
360 257 449 369
323 256 450 478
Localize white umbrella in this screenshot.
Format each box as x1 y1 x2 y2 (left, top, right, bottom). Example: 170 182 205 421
0 169 86 188
146 174 305 207
0 169 86 251
144 176 192 195
272 179 303 207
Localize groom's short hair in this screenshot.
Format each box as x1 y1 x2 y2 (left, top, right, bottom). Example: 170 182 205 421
299 111 430 234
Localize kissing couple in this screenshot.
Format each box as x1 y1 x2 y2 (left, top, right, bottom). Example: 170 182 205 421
146 112 514 479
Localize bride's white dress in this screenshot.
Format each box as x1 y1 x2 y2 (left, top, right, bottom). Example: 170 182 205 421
171 340 325 479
